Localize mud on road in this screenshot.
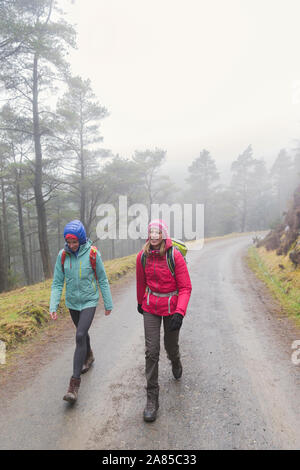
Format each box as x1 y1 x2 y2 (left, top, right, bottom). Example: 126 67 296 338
0 236 300 450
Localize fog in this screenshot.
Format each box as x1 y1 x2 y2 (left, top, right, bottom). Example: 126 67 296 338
63 0 300 174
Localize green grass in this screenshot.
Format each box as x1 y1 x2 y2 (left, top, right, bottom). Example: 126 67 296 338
0 253 137 350
247 245 300 327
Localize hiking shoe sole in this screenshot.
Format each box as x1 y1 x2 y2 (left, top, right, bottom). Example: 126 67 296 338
63 393 77 404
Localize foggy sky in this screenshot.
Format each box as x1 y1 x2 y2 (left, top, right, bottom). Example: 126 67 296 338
62 0 300 176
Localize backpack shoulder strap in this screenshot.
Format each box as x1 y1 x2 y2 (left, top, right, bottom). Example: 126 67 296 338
141 248 176 275
141 252 147 270
61 249 67 273
90 246 98 281
166 246 175 276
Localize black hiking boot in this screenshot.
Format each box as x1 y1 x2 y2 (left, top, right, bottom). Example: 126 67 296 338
143 395 159 422
172 359 183 379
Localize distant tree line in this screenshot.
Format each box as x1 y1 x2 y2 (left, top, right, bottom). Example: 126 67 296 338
0 1 299 292
185 144 300 237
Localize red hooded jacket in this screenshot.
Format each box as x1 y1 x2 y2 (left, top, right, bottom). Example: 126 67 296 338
136 238 192 317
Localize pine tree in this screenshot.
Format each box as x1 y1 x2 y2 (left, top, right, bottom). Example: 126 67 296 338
0 0 76 279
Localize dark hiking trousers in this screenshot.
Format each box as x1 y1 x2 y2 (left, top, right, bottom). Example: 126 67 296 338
69 307 96 379
143 311 180 398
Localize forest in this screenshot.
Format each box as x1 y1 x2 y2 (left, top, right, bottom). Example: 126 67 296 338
0 0 299 292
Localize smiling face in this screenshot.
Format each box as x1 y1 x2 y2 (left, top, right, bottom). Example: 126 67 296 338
149 229 163 248
66 238 80 252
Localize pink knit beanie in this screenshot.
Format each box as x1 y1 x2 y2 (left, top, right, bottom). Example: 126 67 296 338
148 219 169 239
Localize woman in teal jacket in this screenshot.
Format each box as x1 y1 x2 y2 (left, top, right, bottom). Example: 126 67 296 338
49 220 113 404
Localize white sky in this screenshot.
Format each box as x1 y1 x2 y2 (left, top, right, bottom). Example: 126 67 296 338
61 0 300 178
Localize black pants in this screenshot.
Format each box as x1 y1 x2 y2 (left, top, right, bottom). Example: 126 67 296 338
69 307 96 379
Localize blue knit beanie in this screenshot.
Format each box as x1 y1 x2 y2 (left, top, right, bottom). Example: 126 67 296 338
63 220 87 245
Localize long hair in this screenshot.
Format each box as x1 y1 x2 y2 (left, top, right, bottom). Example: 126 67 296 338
143 239 166 257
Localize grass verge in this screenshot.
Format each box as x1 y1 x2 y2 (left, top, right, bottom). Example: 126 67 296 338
247 245 300 328
0 253 137 354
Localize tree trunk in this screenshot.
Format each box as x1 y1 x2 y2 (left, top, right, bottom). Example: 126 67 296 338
241 191 247 232
32 53 52 279
0 176 9 289
111 238 115 259
57 205 61 253
26 206 34 283
79 97 86 227
16 180 31 284
0 216 6 292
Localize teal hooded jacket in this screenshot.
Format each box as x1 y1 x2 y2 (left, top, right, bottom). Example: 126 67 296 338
50 239 113 313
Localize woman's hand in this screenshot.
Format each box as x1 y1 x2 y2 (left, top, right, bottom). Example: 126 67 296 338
49 312 57 320
169 313 183 331
105 309 112 316
137 304 143 314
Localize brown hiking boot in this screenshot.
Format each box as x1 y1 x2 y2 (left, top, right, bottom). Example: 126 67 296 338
81 349 95 374
172 359 182 379
143 395 159 422
63 376 81 404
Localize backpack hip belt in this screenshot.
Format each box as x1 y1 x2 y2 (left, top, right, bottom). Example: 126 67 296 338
146 286 178 314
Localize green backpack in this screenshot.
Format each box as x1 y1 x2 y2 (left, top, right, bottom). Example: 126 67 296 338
141 238 188 276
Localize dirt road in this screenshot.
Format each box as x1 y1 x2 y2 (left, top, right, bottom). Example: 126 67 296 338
0 235 300 450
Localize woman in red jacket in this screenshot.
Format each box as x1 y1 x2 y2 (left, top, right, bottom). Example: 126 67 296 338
136 219 192 422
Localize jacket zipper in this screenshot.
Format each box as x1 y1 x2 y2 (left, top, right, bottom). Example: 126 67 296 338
153 256 158 314
76 257 81 310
